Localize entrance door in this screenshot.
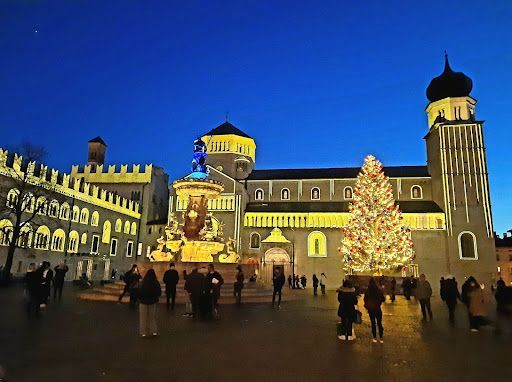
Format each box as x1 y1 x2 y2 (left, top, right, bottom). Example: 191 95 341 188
263 248 291 284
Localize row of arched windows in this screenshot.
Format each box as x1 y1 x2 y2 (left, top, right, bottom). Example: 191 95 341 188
254 185 424 201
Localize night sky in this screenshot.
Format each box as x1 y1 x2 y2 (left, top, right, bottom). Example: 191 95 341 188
1 1 511 233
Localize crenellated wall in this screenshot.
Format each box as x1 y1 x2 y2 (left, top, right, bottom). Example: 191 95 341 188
71 163 153 184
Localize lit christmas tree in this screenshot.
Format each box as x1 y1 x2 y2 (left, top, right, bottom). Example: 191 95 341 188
339 155 414 274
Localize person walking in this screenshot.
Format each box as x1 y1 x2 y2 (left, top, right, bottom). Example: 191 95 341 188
272 267 286 308
320 273 327 295
312 274 319 296
40 262 53 307
364 278 385 343
137 269 161 338
287 275 293 289
294 275 301 289
163 262 179 310
205 264 224 316
337 280 358 341
24 263 42 318
53 262 69 301
415 274 433 321
402 277 412 300
463 277 487 332
119 264 141 308
300 275 307 289
442 276 460 324
494 279 512 334
233 266 244 305
389 277 396 302
184 267 205 318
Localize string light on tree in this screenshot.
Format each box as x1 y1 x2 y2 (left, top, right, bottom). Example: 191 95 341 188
339 155 414 274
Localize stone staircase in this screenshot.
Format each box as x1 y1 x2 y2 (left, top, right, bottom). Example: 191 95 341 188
78 280 300 305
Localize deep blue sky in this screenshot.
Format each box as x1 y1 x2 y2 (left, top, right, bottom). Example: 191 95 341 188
1 1 511 233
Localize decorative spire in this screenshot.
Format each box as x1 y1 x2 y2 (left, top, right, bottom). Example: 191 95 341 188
443 50 452 73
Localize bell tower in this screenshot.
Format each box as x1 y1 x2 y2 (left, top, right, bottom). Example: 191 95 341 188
424 55 496 285
87 136 107 167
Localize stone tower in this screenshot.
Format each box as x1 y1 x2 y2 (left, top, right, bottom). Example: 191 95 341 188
87 136 107 167
201 121 256 180
424 55 496 285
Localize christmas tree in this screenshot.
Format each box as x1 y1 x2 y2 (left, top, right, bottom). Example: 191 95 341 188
339 155 414 274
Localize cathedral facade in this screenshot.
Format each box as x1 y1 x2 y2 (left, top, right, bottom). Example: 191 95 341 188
168 57 497 289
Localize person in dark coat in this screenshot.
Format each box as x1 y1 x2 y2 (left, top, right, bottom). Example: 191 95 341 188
272 267 286 308
163 262 179 310
205 264 224 314
494 279 512 334
184 267 205 318
53 262 69 301
40 261 53 307
300 275 307 289
119 264 141 308
287 275 293 289
233 266 244 305
294 275 301 289
442 276 460 323
402 277 412 300
24 263 42 318
312 274 319 296
390 277 397 302
337 279 358 341
364 278 386 343
137 269 161 337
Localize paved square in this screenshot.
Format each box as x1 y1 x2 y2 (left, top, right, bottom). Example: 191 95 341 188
0 284 509 382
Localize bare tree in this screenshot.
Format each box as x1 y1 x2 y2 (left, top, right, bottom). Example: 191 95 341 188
0 142 64 283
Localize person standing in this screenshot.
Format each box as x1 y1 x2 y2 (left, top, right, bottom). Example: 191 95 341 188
53 262 69 301
320 273 327 295
233 266 244 305
463 277 487 332
389 277 396 303
163 262 179 310
24 263 42 318
287 275 293 289
40 262 53 307
184 267 205 318
364 278 385 343
337 280 358 341
272 267 285 308
494 279 512 334
442 276 460 323
205 264 224 315
312 274 319 296
300 275 307 289
415 274 433 321
119 264 141 308
137 269 161 337
402 277 412 300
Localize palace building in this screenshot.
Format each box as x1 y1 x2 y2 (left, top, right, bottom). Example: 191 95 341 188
168 56 497 289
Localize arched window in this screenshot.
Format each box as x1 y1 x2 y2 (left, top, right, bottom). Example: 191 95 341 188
6 188 19 208
308 231 327 257
115 219 122 233
34 226 51 250
36 196 47 215
68 230 80 253
59 203 70 220
18 224 33 248
22 193 35 213
130 222 137 236
281 188 290 200
311 187 320 200
48 200 59 217
72 206 80 222
124 221 131 234
250 232 261 249
411 185 423 199
0 219 13 246
51 229 66 252
81 232 87 244
80 208 89 224
255 189 264 201
344 186 353 200
91 211 100 226
102 220 111 243
458 231 478 260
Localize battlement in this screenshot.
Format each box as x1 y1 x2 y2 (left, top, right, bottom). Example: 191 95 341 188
70 163 153 184
0 148 141 218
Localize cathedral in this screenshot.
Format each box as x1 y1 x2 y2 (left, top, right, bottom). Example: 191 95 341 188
167 56 496 289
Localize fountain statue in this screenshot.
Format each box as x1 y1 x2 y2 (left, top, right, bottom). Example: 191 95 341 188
149 138 240 263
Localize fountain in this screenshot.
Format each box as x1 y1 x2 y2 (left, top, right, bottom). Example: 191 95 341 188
150 138 240 264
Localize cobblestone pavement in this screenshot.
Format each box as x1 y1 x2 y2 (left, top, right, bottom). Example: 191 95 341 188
0 284 510 382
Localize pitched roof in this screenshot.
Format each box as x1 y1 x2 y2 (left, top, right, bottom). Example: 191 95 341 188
246 166 429 180
204 121 252 139
88 136 107 146
245 200 443 213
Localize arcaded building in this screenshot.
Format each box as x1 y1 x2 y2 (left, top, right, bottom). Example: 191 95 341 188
168 57 497 289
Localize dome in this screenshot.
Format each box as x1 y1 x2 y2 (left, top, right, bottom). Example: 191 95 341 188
426 55 473 103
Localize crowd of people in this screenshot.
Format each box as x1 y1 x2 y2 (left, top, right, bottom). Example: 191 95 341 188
336 273 512 342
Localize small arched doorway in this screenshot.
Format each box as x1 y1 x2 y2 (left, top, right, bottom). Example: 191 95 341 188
262 247 291 284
